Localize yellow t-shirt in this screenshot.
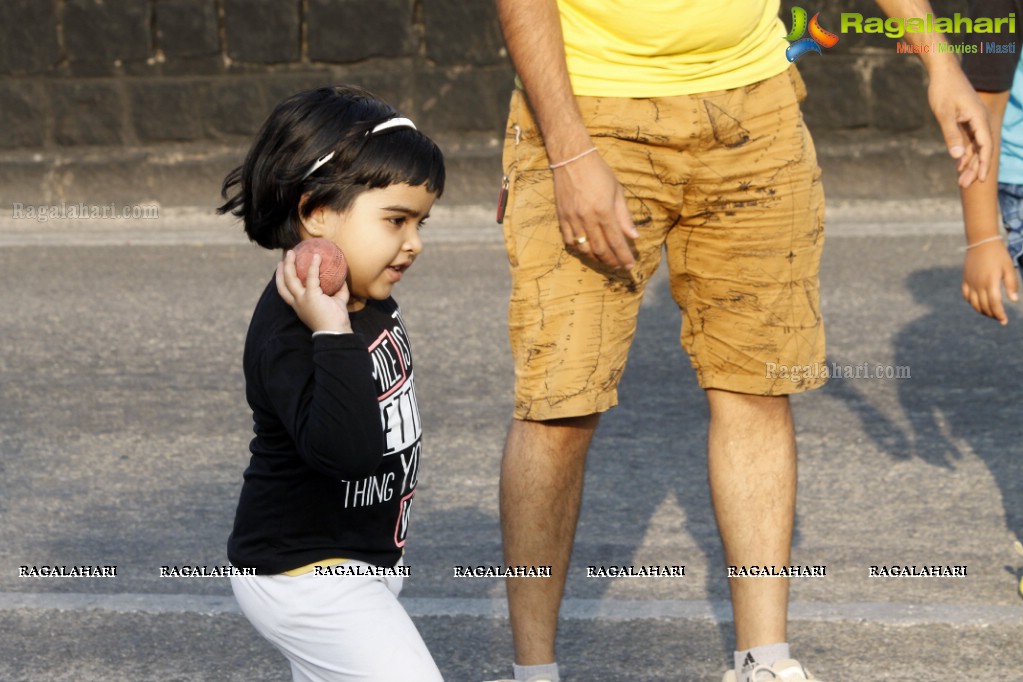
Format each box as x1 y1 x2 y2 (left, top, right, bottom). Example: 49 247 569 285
558 0 790 96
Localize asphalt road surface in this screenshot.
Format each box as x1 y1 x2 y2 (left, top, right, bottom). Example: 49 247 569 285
0 201 1019 681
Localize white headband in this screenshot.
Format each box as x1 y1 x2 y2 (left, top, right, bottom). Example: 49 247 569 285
301 117 418 180
370 117 417 135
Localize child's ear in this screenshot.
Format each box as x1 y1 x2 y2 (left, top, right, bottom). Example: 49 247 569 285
297 193 327 239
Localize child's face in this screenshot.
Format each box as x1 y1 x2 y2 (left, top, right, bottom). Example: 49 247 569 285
311 183 435 311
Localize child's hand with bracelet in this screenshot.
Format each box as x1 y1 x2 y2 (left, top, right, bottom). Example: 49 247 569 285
276 250 354 334
962 236 1020 325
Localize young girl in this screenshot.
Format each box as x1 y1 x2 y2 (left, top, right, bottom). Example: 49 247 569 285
218 85 445 681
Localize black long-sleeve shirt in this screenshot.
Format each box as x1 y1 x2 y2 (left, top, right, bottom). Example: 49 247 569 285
228 278 421 574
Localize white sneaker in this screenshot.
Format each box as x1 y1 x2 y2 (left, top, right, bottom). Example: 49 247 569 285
722 658 824 681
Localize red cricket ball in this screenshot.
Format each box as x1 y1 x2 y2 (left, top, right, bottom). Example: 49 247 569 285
293 238 348 296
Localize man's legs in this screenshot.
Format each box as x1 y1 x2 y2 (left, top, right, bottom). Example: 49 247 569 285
500 414 599 666
498 90 662 678
499 388 799 667
706 389 797 650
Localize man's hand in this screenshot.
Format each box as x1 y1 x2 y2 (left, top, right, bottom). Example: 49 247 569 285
551 152 639 270
873 1 994 187
928 63 993 188
497 0 640 270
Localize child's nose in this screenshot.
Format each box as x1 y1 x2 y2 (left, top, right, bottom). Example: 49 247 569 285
404 227 423 255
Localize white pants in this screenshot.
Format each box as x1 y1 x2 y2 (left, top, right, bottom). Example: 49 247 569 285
230 561 443 681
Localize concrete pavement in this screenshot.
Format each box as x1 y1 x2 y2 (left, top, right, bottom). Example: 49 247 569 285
0 199 1020 681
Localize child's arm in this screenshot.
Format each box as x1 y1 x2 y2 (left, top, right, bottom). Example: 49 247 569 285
270 250 385 480
960 90 1020 325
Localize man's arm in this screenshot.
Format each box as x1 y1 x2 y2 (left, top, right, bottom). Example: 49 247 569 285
875 0 993 187
496 0 639 269
496 0 588 167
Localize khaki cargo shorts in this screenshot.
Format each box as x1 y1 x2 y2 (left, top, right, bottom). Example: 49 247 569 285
502 66 826 421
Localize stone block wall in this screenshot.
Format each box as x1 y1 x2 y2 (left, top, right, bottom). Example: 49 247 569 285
0 0 511 149
0 0 994 203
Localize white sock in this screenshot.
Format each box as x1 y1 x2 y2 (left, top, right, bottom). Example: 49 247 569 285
734 643 791 682
513 662 559 682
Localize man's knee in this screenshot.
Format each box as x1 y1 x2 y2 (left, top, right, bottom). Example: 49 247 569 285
503 415 601 472
510 414 601 439
706 389 792 425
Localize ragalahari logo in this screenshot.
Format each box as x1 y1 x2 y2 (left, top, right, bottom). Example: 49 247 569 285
784 7 839 61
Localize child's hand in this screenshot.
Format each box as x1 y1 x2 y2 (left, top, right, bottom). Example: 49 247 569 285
962 242 1020 325
276 250 353 334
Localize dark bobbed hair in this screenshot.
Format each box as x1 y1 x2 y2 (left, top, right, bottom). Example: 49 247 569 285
218 85 445 250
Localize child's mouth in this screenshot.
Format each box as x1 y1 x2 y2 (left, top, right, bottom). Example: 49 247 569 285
387 263 411 282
